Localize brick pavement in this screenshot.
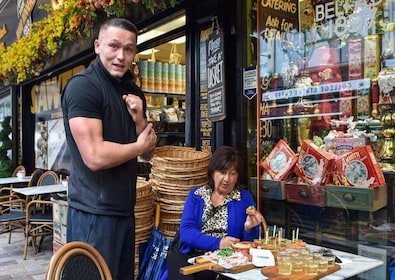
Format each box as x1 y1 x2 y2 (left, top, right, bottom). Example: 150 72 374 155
0 231 53 279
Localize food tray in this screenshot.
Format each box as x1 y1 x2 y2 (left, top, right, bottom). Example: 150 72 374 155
180 257 255 275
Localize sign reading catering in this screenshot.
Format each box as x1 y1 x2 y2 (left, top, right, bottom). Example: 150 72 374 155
206 28 226 122
259 0 299 40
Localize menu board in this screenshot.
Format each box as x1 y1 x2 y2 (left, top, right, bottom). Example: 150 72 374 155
206 29 226 122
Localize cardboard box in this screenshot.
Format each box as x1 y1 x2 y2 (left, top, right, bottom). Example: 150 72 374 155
52 198 68 226
53 240 64 254
53 222 67 244
331 145 386 188
295 140 335 186
285 179 326 207
261 139 297 181
251 177 285 200
326 184 387 211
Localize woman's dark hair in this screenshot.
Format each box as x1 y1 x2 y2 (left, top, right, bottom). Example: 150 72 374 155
207 146 244 189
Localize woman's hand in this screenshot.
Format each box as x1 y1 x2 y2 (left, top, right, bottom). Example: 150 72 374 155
219 236 240 249
244 209 264 232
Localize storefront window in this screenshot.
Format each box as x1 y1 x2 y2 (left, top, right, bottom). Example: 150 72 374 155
255 0 395 271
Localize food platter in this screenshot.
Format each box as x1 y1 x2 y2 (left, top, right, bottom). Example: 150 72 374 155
180 255 255 275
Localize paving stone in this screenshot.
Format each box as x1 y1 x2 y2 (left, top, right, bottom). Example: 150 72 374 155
0 231 52 279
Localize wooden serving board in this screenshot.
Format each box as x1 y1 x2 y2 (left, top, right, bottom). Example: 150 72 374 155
261 264 341 280
180 257 255 275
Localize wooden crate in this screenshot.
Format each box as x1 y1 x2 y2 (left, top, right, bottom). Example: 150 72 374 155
326 184 387 212
285 180 326 207
251 177 285 200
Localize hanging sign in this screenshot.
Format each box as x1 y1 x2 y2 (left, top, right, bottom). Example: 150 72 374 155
206 17 226 122
243 65 257 100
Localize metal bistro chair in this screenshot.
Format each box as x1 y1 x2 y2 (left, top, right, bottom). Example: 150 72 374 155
45 241 113 280
23 170 60 259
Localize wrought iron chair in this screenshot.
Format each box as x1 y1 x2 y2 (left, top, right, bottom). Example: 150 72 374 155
45 241 113 280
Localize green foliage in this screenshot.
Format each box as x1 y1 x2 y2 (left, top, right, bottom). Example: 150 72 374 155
0 116 13 177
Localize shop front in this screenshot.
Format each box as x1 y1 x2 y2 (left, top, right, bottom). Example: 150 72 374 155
254 0 395 277
0 0 394 277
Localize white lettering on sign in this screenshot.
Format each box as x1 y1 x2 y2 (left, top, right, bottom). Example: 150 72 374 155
208 60 224 88
314 0 382 39
208 89 223 114
208 37 221 57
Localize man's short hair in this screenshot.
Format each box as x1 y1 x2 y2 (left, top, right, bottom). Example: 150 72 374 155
99 18 138 36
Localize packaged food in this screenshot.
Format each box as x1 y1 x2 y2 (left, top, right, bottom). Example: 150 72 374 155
294 140 335 185
331 145 386 188
261 139 297 181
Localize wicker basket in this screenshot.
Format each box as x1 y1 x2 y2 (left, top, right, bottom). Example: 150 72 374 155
150 172 208 186
150 178 204 189
151 167 207 178
136 179 152 198
152 146 211 169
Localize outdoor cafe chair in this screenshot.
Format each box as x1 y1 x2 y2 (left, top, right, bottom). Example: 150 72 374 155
23 199 54 260
11 165 26 177
23 170 59 259
0 187 26 244
45 241 112 280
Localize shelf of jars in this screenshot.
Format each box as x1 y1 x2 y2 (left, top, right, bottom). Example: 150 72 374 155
134 60 187 147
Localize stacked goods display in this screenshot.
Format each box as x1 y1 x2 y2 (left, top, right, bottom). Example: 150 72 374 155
134 178 154 278
150 146 211 239
261 133 387 211
139 60 186 94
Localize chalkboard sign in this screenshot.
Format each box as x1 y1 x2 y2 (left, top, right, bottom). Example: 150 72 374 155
206 30 226 122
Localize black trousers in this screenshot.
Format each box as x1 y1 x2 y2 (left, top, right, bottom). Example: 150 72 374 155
166 251 220 280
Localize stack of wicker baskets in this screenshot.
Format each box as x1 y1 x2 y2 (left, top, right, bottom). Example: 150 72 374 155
150 146 211 240
134 178 154 279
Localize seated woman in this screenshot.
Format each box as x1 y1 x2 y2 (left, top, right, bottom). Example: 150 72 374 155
167 146 264 280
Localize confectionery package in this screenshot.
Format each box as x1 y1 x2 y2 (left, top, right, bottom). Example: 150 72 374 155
294 140 335 186
261 139 297 181
331 145 386 188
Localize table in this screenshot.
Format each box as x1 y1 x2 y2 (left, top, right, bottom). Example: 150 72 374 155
0 176 31 186
196 244 384 280
12 184 67 196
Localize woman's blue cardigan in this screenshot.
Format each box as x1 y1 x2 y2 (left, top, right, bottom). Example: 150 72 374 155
179 186 260 253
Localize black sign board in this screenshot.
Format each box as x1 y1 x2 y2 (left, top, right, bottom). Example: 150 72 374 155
206 30 226 122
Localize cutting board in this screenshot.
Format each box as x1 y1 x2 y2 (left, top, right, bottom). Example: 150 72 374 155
261 264 341 280
180 257 256 275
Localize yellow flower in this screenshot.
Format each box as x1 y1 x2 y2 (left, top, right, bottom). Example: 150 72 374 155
0 0 177 85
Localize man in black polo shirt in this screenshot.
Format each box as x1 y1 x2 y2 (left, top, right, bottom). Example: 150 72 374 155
61 18 157 279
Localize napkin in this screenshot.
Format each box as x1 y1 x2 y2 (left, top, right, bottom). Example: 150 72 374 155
250 248 275 267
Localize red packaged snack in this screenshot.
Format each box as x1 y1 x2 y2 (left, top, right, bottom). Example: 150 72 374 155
294 140 335 185
261 139 297 181
331 145 385 188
